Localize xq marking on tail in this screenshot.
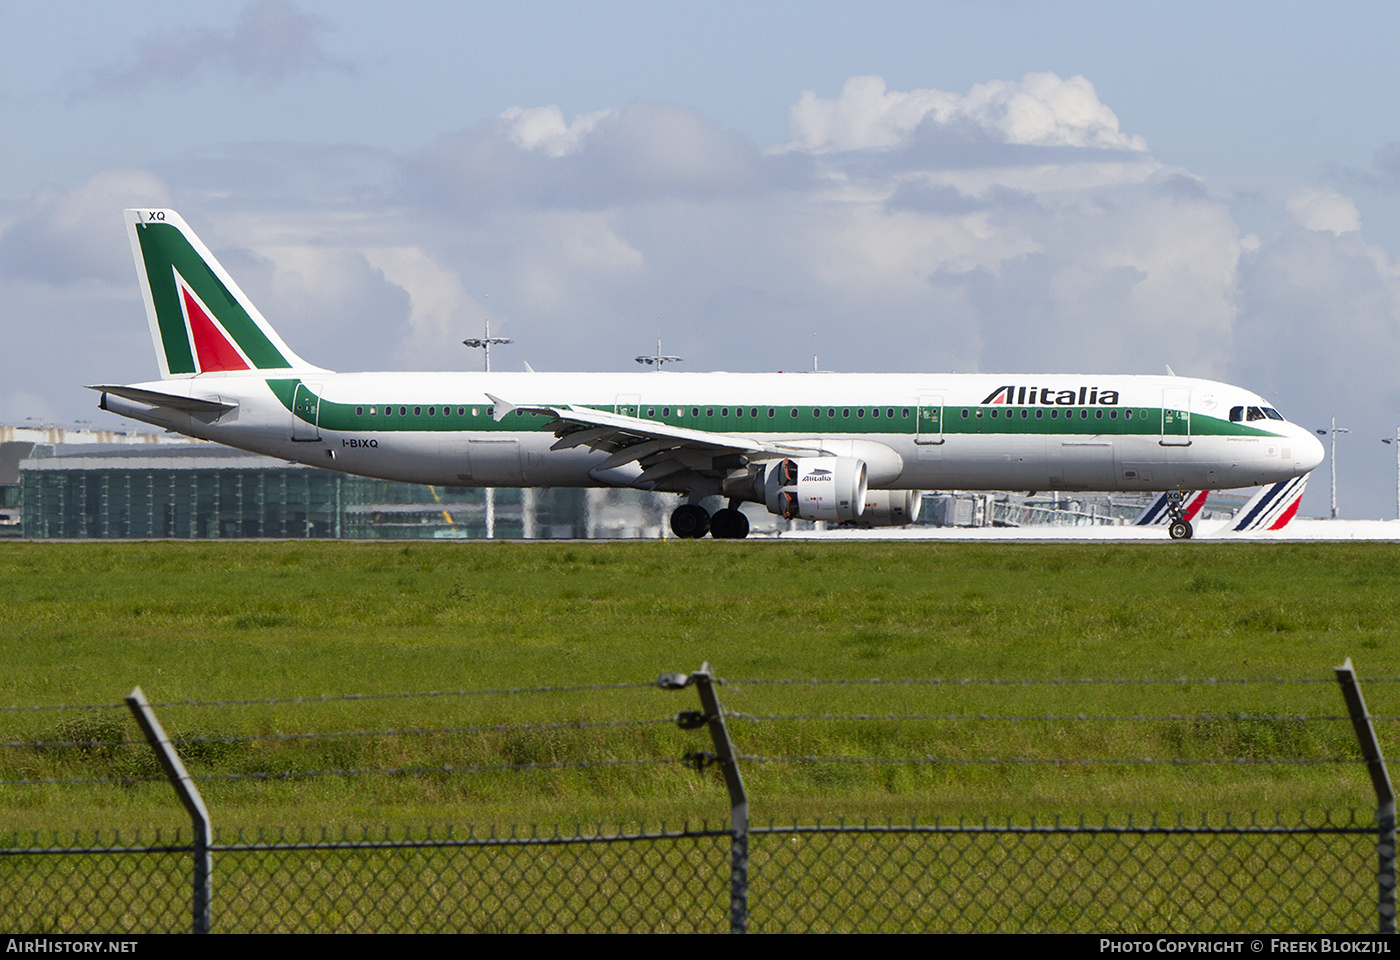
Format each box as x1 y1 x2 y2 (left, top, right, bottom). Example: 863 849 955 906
94 209 1324 540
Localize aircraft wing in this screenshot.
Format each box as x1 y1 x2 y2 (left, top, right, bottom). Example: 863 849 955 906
487 394 823 486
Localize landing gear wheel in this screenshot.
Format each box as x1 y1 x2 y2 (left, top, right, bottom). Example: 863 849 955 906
709 508 750 540
1165 490 1193 541
670 504 711 539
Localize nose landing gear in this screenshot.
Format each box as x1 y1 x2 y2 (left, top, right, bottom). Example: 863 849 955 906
1166 491 1194 540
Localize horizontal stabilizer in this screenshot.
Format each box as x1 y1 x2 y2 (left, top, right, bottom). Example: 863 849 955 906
89 384 237 420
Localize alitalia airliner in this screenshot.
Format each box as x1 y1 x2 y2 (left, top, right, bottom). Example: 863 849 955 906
94 209 1324 540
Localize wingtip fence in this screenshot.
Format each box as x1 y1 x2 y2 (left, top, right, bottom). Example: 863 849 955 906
0 660 1395 933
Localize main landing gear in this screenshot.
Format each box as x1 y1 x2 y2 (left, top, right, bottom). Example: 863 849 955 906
670 503 750 539
1166 491 1194 541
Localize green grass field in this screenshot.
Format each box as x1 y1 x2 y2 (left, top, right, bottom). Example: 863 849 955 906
1 539 1396 833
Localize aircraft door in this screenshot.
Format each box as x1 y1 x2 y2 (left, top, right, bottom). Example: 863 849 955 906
916 395 944 445
1161 388 1191 446
292 382 322 441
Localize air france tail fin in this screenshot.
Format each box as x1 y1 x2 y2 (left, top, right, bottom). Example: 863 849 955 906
124 209 321 378
1228 476 1308 532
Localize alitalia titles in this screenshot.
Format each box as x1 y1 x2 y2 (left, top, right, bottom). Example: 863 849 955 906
980 385 1121 406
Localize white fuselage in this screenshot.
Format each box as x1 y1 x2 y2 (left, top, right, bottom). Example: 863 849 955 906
105 370 1325 495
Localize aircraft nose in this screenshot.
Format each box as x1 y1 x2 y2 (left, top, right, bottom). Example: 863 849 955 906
1296 428 1325 474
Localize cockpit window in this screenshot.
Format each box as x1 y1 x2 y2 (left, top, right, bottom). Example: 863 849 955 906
1263 407 1284 421
1246 406 1267 421
1229 406 1244 423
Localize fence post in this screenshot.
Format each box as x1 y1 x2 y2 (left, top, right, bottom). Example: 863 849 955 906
1334 658 1396 934
660 663 749 933
125 685 212 935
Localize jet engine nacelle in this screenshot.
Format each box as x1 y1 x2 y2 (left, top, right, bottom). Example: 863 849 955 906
842 489 925 528
763 456 869 522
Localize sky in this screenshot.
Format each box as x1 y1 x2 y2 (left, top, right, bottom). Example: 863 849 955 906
3 0 1399 518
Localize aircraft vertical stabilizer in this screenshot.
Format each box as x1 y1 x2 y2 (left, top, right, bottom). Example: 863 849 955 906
123 209 321 379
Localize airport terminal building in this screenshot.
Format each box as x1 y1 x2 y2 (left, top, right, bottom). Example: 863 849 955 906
1 426 651 540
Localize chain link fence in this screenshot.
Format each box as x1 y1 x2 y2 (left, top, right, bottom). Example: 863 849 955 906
0 663 1394 933
0 814 1380 933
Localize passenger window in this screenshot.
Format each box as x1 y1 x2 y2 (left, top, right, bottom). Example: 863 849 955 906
813 408 821 418
873 408 881 418
370 406 377 416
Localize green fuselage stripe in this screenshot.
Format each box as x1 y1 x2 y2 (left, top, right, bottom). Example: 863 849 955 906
265 381 1279 440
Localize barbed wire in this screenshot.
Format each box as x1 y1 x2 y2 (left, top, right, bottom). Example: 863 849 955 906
724 711 1388 723
0 715 681 751
725 676 1400 687
6 674 1393 715
0 681 660 715
736 754 1361 767
0 756 680 788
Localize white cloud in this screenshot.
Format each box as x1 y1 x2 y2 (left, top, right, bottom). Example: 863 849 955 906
500 105 617 158
361 247 482 367
73 0 350 97
0 169 172 285
1286 188 1362 235
774 73 1148 155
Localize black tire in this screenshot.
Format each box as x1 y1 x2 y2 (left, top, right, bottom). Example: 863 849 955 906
710 508 750 540
1169 520 1191 540
670 504 711 539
